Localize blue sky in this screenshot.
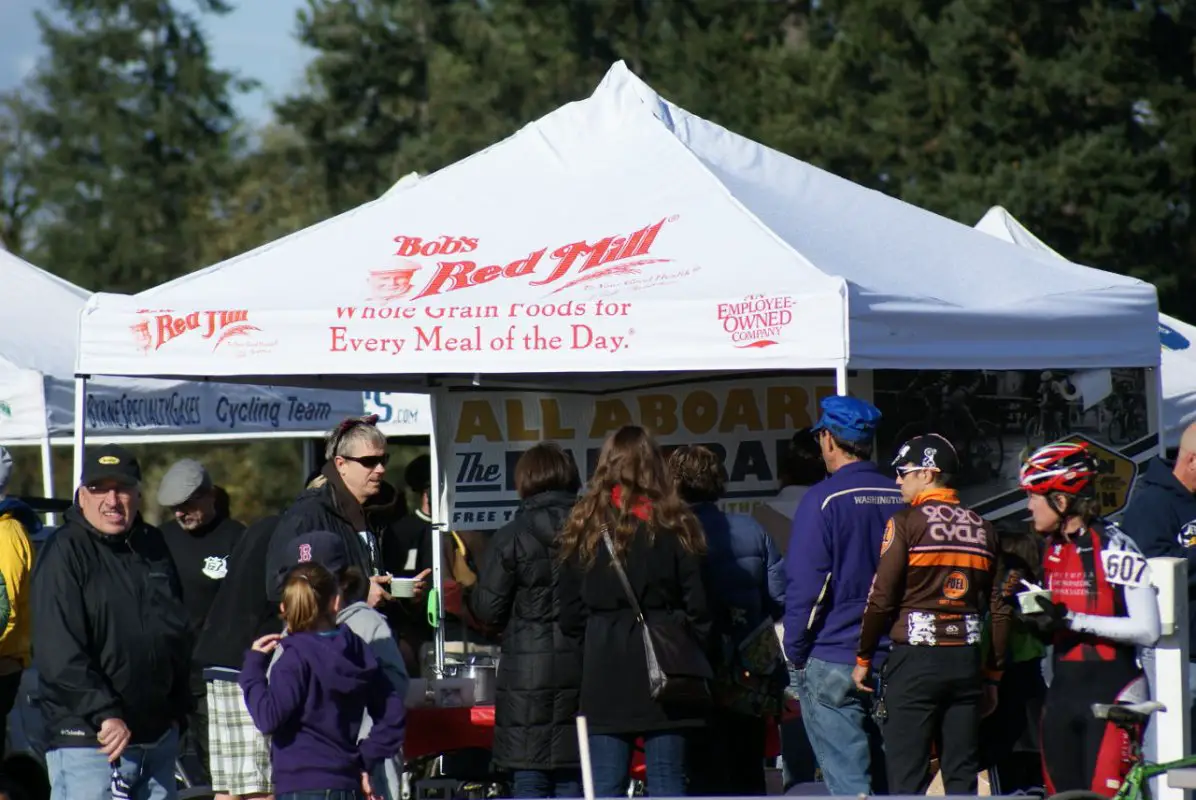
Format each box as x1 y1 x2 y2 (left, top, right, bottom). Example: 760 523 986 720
0 0 315 124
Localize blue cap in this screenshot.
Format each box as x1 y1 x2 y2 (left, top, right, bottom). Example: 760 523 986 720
811 396 882 444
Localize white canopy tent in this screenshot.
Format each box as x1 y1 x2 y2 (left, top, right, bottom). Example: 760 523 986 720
975 205 1194 449
0 248 429 509
75 64 1160 383
73 61 1161 671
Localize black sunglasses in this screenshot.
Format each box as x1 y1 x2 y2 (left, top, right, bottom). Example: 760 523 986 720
341 453 390 470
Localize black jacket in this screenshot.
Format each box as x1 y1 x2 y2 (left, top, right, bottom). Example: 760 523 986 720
468 491 582 770
194 516 284 671
32 508 192 747
559 518 710 735
1121 456 1196 655
265 468 384 601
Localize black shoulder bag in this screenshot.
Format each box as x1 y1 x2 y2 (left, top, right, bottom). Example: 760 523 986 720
601 526 713 707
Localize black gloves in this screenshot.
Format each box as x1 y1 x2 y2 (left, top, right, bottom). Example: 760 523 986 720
1020 599 1071 634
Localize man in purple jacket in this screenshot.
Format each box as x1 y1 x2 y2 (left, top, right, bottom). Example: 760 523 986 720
785 395 902 796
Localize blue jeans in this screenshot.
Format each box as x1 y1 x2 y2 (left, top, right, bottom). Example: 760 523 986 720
277 792 364 800
588 731 687 797
781 663 819 789
47 728 179 800
792 657 884 797
511 769 583 798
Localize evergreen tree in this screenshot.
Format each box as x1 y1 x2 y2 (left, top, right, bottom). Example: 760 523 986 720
764 0 1196 311
21 0 250 291
276 0 799 214
0 91 38 256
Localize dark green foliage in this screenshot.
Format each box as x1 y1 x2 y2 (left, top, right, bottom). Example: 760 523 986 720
18 0 249 291
761 0 1195 312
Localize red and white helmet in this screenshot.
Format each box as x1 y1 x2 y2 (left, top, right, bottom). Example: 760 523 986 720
1019 442 1098 497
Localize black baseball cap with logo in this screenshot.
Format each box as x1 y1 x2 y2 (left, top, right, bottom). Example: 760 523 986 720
891 433 960 475
80 445 142 487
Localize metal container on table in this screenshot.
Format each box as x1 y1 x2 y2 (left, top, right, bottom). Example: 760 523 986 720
460 654 499 705
421 650 500 705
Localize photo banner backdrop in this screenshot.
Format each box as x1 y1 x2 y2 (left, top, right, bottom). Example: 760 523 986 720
444 374 870 530
872 368 1156 521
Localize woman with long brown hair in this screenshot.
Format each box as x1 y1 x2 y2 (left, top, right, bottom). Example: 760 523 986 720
558 426 710 797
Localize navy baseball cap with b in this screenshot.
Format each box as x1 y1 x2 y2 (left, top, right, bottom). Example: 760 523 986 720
274 530 350 590
811 395 882 444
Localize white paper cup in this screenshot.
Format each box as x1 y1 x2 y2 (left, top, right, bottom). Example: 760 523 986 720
1018 589 1052 615
390 577 418 598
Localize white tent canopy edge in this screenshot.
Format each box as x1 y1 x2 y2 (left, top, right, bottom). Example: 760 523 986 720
0 247 429 518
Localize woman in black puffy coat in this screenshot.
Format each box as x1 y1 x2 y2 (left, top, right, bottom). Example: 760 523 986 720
468 442 583 798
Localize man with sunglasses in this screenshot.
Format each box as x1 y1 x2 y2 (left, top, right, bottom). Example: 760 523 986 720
156 459 245 787
267 415 422 608
853 434 1010 795
33 445 191 800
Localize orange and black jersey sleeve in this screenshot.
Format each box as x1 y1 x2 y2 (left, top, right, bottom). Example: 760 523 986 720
858 514 909 664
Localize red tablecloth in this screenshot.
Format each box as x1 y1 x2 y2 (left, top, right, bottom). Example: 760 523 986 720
405 704 781 774
405 705 496 761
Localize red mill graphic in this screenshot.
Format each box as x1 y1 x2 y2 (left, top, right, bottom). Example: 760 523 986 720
368 217 676 302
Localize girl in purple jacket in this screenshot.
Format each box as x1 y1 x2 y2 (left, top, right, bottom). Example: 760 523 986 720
240 563 405 800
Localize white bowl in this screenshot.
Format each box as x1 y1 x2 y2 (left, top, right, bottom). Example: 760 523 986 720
390 577 418 598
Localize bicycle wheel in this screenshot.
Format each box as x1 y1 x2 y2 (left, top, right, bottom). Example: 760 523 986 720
1048 791 1110 800
975 422 1004 478
1024 415 1042 447
1108 416 1126 445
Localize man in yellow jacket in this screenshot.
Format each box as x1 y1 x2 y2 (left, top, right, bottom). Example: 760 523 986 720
0 446 36 747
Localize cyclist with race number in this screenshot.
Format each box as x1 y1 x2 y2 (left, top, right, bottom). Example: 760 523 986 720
1018 443 1161 799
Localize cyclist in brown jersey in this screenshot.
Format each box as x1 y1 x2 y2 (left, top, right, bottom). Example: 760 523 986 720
854 434 1012 795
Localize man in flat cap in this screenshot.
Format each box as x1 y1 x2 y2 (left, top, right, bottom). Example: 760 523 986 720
157 458 244 786
33 445 190 800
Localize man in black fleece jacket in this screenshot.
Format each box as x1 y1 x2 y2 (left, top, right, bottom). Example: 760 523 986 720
193 515 282 800
157 459 246 785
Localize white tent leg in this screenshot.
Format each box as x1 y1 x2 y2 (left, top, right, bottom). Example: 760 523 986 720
40 434 56 527
1155 366 1167 456
428 393 446 677
835 362 849 396
72 376 87 488
302 439 316 481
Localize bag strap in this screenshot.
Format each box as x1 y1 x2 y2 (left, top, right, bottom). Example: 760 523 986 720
601 526 646 624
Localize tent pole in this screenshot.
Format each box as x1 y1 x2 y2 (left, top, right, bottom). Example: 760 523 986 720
72 376 87 488
40 434 56 527
835 362 849 396
428 392 446 677
302 439 316 481
1155 366 1167 456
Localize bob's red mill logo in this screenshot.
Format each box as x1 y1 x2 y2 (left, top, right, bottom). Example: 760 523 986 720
131 310 260 352
367 216 677 303
717 294 795 348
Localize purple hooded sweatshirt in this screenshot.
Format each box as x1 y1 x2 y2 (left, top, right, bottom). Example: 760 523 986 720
240 625 406 794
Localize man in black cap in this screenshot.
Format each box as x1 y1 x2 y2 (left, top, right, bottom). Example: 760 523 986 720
32 445 191 800
852 433 1010 795
156 458 245 787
